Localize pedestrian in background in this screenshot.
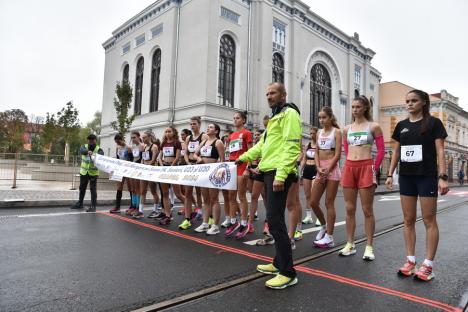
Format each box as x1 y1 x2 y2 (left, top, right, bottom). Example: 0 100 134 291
71 134 104 212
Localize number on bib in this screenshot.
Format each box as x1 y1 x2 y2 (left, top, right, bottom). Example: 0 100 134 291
400 145 423 162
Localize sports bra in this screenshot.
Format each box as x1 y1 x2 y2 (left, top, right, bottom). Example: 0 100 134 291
187 133 204 154
305 142 316 160
200 139 220 160
347 123 374 146
131 143 142 162
116 145 128 160
317 128 336 150
142 144 154 162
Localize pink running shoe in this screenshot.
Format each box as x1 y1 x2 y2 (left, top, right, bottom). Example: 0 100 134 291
109 207 121 214
225 221 240 237
414 264 434 281
398 260 416 277
235 224 250 239
313 235 335 248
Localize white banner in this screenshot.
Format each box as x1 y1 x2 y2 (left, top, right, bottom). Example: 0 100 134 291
93 154 237 190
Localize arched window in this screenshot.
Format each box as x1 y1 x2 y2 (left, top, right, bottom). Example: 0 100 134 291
272 53 284 83
122 64 129 83
134 57 144 115
218 34 235 107
310 64 331 126
150 49 161 112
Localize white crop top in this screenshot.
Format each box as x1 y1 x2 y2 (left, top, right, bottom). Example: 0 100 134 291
318 128 336 150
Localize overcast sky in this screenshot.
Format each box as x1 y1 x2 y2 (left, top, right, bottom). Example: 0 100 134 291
1 0 467 124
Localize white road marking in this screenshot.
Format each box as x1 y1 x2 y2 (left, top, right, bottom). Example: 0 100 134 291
243 221 346 246
378 196 401 201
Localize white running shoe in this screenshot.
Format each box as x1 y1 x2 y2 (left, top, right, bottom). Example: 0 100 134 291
315 226 326 241
302 215 314 224
315 218 322 226
314 234 334 248
206 225 220 235
339 242 356 257
221 218 230 228
194 223 209 233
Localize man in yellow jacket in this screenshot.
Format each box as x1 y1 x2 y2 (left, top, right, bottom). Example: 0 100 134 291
236 82 302 289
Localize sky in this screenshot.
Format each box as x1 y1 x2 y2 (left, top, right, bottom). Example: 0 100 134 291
1 0 467 124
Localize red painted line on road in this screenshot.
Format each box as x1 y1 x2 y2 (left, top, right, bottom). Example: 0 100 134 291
99 211 459 312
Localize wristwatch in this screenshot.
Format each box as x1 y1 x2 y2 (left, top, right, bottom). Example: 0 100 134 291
438 174 449 181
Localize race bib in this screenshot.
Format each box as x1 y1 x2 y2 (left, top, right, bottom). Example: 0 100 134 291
401 145 423 162
306 148 315 159
200 145 212 157
117 149 126 159
163 146 175 157
188 141 199 153
229 139 242 153
349 132 368 146
318 138 333 150
132 148 140 157
142 151 150 161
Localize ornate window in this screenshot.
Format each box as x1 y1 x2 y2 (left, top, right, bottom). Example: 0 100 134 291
218 35 235 107
134 57 144 115
310 64 331 126
149 49 161 112
122 64 129 82
272 53 284 83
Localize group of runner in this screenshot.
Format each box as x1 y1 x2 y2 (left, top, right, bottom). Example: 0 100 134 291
109 86 448 284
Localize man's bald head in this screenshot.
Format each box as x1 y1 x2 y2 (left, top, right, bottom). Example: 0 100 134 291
266 82 287 108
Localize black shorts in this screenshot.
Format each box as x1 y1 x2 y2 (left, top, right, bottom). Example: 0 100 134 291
302 164 317 180
399 175 438 197
250 171 264 182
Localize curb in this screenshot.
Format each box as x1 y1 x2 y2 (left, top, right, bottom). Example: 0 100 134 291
0 199 131 209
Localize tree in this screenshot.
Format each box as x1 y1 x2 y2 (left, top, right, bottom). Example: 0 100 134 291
0 109 28 153
57 101 80 163
110 80 135 138
86 111 102 136
40 113 59 154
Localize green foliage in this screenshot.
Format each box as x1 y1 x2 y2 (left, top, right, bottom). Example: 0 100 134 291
0 109 28 152
86 111 102 136
40 113 59 154
57 101 80 144
110 80 134 139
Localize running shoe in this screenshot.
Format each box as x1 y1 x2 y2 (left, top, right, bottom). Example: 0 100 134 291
153 211 166 219
398 260 416 277
263 222 270 235
293 230 303 241
132 211 144 219
177 208 184 215
194 223 209 233
363 245 375 261
206 225 220 235
414 264 434 281
178 219 191 230
70 202 83 210
225 221 240 237
314 235 334 248
221 218 230 228
265 274 298 289
315 218 322 226
256 263 279 275
290 239 296 250
159 215 171 225
235 225 250 239
302 215 314 224
315 226 326 241
208 217 214 226
254 212 259 221
109 207 121 214
339 242 356 257
125 208 135 216
256 235 275 246
147 211 159 218
248 223 255 233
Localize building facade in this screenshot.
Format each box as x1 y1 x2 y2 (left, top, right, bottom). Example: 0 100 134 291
100 0 381 153
379 81 468 182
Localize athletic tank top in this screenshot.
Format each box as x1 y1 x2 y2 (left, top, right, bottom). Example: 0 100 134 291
347 123 374 146
116 145 128 160
305 142 316 160
200 139 220 160
131 143 142 162
318 128 336 150
142 144 153 162
187 133 204 154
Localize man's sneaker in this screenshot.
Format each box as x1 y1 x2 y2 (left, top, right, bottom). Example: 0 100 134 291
290 239 296 250
178 219 191 230
265 274 298 290
109 207 121 214
206 225 220 235
208 217 214 226
125 208 136 216
147 211 159 218
256 235 275 246
314 235 334 248
225 221 240 237
221 218 230 228
398 260 417 277
339 242 356 256
315 226 326 241
293 230 303 241
71 202 83 210
263 222 270 235
248 223 255 233
195 223 210 233
256 263 279 275
363 245 375 261
132 211 144 219
302 215 313 224
235 225 250 239
159 215 171 225
414 264 434 281
86 206 96 212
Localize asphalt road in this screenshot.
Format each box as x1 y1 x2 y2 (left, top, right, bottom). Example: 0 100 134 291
1 187 467 312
